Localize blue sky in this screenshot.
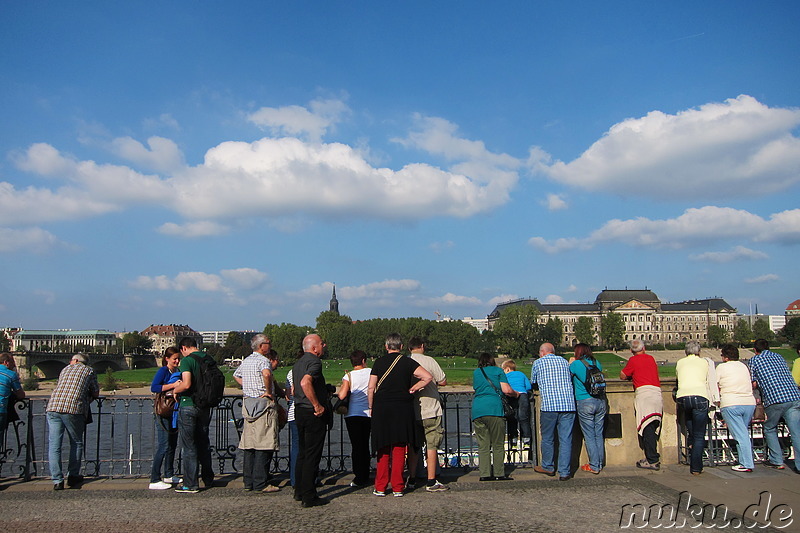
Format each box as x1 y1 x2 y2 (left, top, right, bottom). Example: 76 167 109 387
1 2 798 332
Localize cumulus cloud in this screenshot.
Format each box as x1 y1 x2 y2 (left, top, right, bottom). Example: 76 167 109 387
690 246 769 263
488 294 520 306
429 240 455 253
170 136 515 219
129 268 269 297
744 273 779 284
413 293 483 307
247 98 350 142
544 294 564 304
544 193 568 211
296 279 421 301
157 221 230 238
109 136 184 172
0 227 67 253
536 95 800 199
529 206 800 253
34 289 56 305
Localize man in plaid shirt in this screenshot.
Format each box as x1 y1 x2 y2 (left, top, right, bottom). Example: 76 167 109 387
47 353 99 490
749 339 800 471
531 342 576 481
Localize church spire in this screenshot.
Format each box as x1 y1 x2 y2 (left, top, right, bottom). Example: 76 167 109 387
329 284 339 315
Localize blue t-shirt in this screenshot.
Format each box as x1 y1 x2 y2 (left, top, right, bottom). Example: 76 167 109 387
505 370 532 394
569 358 603 401
0 366 22 414
471 366 509 420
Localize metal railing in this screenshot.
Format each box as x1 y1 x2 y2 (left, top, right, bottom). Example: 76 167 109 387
0 393 536 481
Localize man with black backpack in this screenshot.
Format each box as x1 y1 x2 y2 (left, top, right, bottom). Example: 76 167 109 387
172 337 223 493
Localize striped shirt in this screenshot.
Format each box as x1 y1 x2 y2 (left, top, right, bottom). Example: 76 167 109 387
46 363 99 415
531 353 576 412
233 352 272 398
749 349 800 407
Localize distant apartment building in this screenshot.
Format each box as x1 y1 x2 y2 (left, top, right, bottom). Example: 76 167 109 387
11 329 117 352
461 316 489 333
487 288 737 346
769 315 786 333
141 324 202 355
199 330 258 346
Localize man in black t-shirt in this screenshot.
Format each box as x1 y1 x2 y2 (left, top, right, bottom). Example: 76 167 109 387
292 334 330 508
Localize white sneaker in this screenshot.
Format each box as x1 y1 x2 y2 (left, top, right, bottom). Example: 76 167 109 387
149 481 173 490
163 476 182 484
425 480 450 492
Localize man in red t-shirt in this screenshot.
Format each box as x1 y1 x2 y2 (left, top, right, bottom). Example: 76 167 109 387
620 339 663 470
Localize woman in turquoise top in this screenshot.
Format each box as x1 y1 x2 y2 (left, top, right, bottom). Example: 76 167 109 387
471 353 518 481
569 343 606 474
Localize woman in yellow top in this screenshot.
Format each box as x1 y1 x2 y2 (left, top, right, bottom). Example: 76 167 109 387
675 341 716 475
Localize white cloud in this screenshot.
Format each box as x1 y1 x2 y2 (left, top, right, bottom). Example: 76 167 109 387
566 284 578 293
129 268 268 296
220 268 268 290
247 98 350 142
413 293 483 307
109 136 184 172
744 273 779 284
143 113 180 131
529 206 800 253
429 240 455 253
0 227 69 253
544 294 564 304
545 193 568 211
157 221 230 238
537 95 800 199
690 246 769 263
488 294 520 306
33 289 56 305
294 279 421 301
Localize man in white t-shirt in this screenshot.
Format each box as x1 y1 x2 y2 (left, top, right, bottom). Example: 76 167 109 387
406 337 448 492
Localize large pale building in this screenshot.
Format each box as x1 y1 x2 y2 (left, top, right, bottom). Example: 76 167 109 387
141 324 202 355
487 289 737 346
11 329 117 352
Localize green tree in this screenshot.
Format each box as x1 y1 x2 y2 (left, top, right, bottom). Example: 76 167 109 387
541 317 564 348
101 368 118 391
118 332 153 355
493 305 541 358
315 311 354 358
574 316 596 345
733 318 753 347
600 313 625 350
752 318 774 342
780 317 800 346
707 325 729 347
428 320 481 357
263 323 309 364
0 335 9 352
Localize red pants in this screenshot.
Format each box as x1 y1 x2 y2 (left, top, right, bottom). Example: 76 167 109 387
375 443 407 493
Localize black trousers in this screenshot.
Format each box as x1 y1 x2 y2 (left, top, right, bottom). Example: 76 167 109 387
294 407 328 503
242 449 274 490
345 416 372 484
639 421 661 464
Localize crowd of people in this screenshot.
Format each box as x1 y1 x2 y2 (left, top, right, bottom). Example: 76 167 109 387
1 334 798 500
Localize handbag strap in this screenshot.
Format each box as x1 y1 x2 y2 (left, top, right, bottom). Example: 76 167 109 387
480 367 504 399
376 354 404 392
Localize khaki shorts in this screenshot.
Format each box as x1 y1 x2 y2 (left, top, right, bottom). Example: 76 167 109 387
419 416 443 450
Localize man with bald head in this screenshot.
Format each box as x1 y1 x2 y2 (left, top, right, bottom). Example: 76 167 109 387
530 342 575 481
292 334 330 508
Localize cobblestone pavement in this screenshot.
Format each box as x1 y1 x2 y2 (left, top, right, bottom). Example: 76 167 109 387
2 468 796 533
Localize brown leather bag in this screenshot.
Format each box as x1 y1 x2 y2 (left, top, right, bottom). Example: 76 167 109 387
154 392 176 419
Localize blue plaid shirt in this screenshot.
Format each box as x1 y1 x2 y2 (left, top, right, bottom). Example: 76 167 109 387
749 349 800 407
531 353 576 412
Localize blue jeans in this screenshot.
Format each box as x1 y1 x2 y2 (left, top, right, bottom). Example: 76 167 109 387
539 411 575 477
151 416 178 483
720 404 755 469
177 405 213 490
47 412 85 484
577 398 606 471
763 400 800 469
677 395 709 473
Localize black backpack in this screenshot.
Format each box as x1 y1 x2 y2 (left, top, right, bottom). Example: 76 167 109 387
581 358 606 398
189 353 226 408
